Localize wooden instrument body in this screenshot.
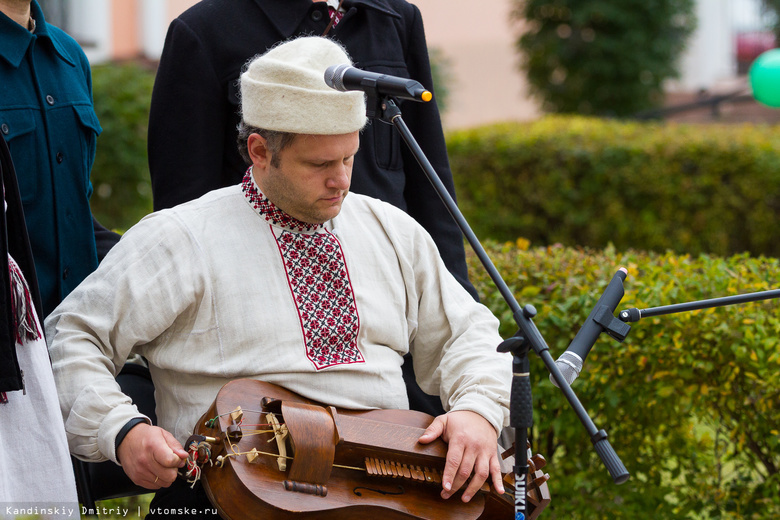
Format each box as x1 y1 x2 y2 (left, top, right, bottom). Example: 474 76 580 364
191 379 549 520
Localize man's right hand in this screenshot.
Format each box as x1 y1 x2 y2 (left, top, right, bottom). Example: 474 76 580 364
116 423 188 489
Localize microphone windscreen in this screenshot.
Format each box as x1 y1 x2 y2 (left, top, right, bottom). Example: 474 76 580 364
324 64 350 91
550 351 583 388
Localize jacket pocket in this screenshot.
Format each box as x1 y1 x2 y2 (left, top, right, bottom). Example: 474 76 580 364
72 104 102 195
73 104 102 136
364 65 409 171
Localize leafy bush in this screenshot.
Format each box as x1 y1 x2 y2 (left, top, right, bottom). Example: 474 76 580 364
429 46 453 115
466 240 780 518
511 0 696 116
762 0 780 47
448 116 780 258
90 61 156 232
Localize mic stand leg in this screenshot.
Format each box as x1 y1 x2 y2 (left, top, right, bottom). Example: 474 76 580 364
498 335 533 519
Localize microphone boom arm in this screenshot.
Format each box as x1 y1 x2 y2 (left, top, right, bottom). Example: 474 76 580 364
619 288 780 322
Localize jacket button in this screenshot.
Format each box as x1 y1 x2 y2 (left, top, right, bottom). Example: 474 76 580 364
1 124 8 134
46 94 55 105
62 267 70 280
56 152 64 163
311 9 323 21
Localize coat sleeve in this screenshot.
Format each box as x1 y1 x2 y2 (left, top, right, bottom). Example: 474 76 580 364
397 6 478 300
148 18 229 210
92 216 121 261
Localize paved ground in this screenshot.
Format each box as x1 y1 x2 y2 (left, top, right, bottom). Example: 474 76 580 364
661 90 780 125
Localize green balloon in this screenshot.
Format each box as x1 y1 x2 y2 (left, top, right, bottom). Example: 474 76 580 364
749 48 780 108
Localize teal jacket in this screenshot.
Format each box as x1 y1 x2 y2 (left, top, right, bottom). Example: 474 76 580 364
0 1 102 316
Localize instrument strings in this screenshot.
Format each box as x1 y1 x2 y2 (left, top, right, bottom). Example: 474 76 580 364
195 407 453 486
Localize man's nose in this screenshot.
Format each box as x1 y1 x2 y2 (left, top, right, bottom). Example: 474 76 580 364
326 163 351 190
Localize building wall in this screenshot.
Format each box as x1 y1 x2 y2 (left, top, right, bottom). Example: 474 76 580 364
67 0 111 63
110 0 140 60
412 0 540 128
668 0 735 92
139 0 168 59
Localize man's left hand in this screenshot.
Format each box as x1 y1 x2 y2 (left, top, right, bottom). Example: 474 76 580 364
418 410 504 502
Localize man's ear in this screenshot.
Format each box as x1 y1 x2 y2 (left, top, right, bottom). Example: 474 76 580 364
247 133 271 170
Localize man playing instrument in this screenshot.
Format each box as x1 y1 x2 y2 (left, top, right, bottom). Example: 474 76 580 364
46 36 511 517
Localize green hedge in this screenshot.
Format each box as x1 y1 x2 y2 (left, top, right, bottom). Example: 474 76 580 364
466 240 780 518
448 116 780 258
90 61 156 232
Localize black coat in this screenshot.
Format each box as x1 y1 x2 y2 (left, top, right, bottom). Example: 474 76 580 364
0 135 42 393
148 0 476 298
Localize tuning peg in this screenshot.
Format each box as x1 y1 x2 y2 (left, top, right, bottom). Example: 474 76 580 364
531 453 546 470
530 473 550 489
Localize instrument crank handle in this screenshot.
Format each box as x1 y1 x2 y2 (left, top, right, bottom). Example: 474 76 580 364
592 429 629 484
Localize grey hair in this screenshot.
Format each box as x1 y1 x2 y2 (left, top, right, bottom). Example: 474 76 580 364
236 121 298 168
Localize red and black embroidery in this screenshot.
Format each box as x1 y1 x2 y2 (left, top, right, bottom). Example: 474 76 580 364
8 254 40 344
241 168 362 369
275 228 363 370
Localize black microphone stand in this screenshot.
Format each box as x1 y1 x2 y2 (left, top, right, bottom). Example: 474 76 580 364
618 289 780 323
372 95 629 519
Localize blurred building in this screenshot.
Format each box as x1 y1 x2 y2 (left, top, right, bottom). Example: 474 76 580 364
40 0 778 128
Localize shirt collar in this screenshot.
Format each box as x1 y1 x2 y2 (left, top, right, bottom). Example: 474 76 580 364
0 1 75 69
253 0 400 38
241 167 326 233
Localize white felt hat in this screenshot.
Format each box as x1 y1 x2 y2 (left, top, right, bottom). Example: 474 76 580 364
240 36 366 135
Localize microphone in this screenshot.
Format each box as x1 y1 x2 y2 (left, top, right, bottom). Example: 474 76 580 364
324 64 433 103
550 268 629 388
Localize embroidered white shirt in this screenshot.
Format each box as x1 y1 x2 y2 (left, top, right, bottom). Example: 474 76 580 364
46 174 511 464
